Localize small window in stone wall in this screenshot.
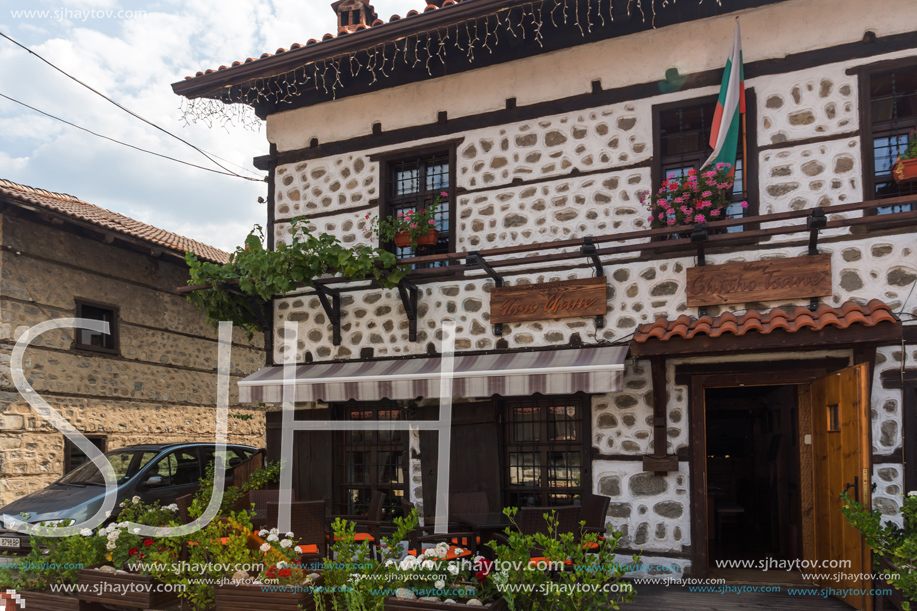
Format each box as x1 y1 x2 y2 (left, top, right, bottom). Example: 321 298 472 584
503 396 585 508
63 434 107 474
74 300 119 354
381 150 455 267
865 68 917 213
652 93 758 233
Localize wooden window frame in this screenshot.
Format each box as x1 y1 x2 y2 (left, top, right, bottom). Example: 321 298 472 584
856 58 917 212
63 434 107 474
650 89 760 232
372 141 458 266
500 394 591 508
73 299 120 355
332 401 411 519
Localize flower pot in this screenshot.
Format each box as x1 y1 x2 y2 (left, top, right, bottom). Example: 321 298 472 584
214 576 327 611
384 595 507 611
892 157 917 184
77 568 178 609
394 230 439 248
17 590 81 611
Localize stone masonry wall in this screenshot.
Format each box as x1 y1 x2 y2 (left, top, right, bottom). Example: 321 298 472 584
270 48 917 549
0 215 266 506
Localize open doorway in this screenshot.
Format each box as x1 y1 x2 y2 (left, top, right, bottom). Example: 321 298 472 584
705 385 803 578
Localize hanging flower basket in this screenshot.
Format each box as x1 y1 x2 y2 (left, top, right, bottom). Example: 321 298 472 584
892 158 917 184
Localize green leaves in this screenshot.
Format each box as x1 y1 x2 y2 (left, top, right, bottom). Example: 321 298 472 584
185 218 409 338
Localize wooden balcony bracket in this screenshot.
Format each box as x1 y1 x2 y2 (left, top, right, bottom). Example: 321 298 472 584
397 279 419 342
313 283 342 346
466 251 505 336
580 236 606 329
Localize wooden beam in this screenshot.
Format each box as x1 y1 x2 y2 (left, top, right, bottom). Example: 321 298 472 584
644 355 678 474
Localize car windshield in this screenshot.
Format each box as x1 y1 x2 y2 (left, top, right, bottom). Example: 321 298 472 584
58 450 156 486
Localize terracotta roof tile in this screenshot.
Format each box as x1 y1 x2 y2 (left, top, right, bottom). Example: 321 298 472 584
183 0 463 81
0 178 230 264
634 300 898 343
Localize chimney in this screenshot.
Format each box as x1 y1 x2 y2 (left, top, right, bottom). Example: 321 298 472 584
332 0 378 34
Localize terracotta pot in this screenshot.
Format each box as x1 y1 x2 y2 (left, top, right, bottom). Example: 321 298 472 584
892 157 917 184
394 230 439 248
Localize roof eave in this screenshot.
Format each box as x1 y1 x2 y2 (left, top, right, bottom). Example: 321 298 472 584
171 0 514 100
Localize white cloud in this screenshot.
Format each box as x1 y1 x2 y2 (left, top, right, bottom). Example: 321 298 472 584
0 0 425 252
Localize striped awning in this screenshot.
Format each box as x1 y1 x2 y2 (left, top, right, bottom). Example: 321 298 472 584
239 345 628 403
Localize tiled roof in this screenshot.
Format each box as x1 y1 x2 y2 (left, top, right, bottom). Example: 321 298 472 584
0 178 230 264
634 300 899 343
182 0 466 81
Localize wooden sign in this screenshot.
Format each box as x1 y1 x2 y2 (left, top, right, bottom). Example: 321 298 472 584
686 254 832 307
490 277 607 324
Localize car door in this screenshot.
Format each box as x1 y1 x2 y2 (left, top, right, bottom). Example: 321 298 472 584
137 447 202 506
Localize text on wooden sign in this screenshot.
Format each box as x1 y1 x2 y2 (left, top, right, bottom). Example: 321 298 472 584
490 277 607 324
686 254 832 307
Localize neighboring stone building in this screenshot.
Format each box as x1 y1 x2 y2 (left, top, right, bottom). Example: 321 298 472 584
0 179 265 507
174 0 916 604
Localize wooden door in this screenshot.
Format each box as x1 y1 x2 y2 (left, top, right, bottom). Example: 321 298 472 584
811 364 872 611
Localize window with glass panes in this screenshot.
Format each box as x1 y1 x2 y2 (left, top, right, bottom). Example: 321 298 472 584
385 153 452 263
866 69 917 212
657 98 753 230
503 396 585 508
335 403 407 520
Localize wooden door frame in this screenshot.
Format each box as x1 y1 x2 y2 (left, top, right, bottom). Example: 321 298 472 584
689 366 847 578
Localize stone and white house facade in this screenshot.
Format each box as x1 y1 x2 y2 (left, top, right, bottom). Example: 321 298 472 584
0 180 266 508
175 0 917 586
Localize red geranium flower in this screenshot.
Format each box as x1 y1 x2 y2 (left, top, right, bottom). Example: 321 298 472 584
128 547 139 557
279 568 292 578
143 539 155 547
474 559 494 583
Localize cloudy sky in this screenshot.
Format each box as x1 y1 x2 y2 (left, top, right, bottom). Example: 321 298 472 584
0 0 419 252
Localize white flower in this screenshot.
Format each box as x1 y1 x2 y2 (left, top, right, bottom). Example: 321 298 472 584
267 534 279 542
131 496 141 504
165 504 178 512
258 529 269 537
119 502 125 508
435 547 448 559
909 491 917 497
260 543 271 553
106 541 116 550
435 580 445 589
280 539 293 549
285 532 294 539
80 528 92 537
104 511 111 518
399 557 417 571
294 546 303 553
276 561 286 568
269 528 279 535
453 548 464 556
436 542 449 551
386 559 395 566
447 564 459 576
97 531 106 538
421 560 435 570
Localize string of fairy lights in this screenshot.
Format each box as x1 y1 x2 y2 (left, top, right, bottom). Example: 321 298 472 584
179 0 720 129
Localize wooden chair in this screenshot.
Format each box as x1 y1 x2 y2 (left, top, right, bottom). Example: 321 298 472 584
329 489 385 546
249 489 281 529
174 493 194 525
447 492 489 547
402 500 477 558
267 500 327 562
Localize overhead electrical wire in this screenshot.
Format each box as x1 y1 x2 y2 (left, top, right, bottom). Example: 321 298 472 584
0 91 255 179
0 30 263 182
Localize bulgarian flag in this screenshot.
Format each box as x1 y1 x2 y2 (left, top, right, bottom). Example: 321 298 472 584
703 19 745 173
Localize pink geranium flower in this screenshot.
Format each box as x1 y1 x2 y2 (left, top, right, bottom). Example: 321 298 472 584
667 218 677 226
741 201 749 208
410 223 417 229
702 191 712 198
428 219 436 224
694 214 706 223
710 209 721 216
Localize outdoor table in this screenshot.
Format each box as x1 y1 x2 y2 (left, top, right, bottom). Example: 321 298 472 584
453 512 515 558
